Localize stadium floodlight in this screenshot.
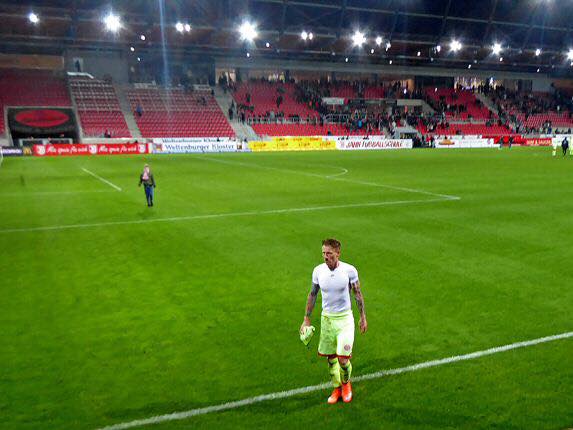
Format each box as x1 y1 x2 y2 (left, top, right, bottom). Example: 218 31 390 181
140 34 146 41
499 57 503 62
436 44 442 52
375 36 382 46
385 41 391 51
28 12 39 24
104 13 121 32
567 49 573 61
352 30 366 47
246 52 251 58
137 57 141 62
450 39 462 52
389 59 393 64
417 51 421 57
265 42 270 48
239 21 258 42
468 64 472 69
537 68 540 72
535 48 541 56
492 42 502 55
184 23 191 32
130 46 135 52
370 48 374 54
308 32 314 40
175 22 184 33
345 57 349 62
301 31 308 40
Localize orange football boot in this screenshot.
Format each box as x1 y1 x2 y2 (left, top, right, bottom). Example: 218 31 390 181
327 387 342 404
341 381 352 403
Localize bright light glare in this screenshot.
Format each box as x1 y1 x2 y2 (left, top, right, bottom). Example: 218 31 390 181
130 46 135 52
308 32 313 40
184 23 191 32
492 42 502 55
104 13 121 32
535 48 541 56
450 39 462 52
265 42 270 48
436 45 442 52
417 51 421 57
175 22 184 33
28 12 39 24
385 41 391 50
567 49 573 60
352 30 366 47
301 30 308 40
140 34 146 41
375 36 382 46
239 21 258 42
370 48 374 54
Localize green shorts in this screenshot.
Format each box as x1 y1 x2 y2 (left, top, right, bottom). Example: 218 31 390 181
318 310 355 358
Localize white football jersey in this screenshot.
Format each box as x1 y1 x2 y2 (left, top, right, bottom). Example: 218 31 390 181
312 261 359 313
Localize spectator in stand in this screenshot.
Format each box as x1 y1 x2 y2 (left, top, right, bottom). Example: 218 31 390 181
104 129 112 138
138 164 156 207
135 104 143 117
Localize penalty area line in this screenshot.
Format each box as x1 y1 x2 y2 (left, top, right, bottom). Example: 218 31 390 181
0 197 454 234
96 331 573 430
81 167 122 192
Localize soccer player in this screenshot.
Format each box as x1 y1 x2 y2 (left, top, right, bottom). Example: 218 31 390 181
138 164 156 207
300 238 367 404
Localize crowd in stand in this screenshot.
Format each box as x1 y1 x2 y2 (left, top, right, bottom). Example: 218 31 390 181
488 85 573 134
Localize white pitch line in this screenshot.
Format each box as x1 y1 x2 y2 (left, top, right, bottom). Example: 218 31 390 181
199 156 461 201
326 167 349 178
96 331 573 430
0 197 452 234
81 167 122 192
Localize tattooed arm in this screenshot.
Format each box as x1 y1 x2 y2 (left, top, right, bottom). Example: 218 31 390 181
351 281 368 334
300 283 320 333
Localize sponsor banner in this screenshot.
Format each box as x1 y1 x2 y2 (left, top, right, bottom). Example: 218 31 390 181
33 143 149 157
249 136 336 152
336 137 413 150
154 141 241 154
435 137 495 149
1 147 24 156
322 97 346 105
525 138 553 146
152 137 234 144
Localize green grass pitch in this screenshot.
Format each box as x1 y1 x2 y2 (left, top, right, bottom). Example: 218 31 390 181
0 147 572 430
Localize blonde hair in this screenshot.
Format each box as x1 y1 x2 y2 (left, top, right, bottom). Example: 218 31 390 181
322 238 341 250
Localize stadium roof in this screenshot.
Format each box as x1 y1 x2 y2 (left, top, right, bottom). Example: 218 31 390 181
1 0 572 75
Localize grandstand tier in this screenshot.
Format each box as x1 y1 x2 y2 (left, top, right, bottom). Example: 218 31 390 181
70 78 131 138
126 87 235 138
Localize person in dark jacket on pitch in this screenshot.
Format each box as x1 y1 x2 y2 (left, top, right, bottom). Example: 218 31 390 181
562 137 569 157
138 164 156 207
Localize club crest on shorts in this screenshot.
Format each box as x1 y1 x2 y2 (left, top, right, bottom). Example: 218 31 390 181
344 344 351 351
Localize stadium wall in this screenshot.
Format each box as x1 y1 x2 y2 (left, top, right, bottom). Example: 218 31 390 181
64 50 129 84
